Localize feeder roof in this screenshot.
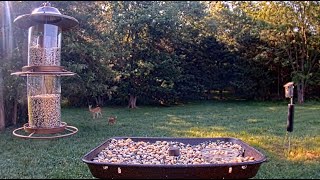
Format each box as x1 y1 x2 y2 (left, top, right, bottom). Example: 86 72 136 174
283 82 294 87
13 3 78 31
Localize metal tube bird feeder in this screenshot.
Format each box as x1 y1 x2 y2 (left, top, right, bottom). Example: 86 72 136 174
11 2 78 139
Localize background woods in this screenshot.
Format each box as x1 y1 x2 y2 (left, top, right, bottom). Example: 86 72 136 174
0 1 319 128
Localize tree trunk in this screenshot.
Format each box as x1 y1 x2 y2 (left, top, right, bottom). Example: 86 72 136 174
0 70 5 131
95 96 103 107
128 94 137 109
277 65 280 98
219 89 223 100
297 81 305 104
12 98 18 126
19 98 28 124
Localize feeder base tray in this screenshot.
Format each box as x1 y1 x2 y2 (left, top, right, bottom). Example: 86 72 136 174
12 122 78 139
24 122 67 134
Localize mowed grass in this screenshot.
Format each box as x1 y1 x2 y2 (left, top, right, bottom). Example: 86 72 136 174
0 100 319 179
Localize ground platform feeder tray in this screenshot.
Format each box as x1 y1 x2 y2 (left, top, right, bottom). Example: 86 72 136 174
82 137 267 179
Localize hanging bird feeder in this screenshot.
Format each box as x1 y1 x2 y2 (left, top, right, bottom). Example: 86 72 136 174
11 2 78 139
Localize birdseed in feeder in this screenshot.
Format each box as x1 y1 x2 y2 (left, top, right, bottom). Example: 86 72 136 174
29 46 61 66
28 94 61 128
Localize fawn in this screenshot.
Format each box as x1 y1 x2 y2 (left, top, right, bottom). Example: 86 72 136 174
108 116 117 125
88 105 102 119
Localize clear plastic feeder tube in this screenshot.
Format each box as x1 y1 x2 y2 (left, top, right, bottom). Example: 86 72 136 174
27 75 61 128
28 24 61 66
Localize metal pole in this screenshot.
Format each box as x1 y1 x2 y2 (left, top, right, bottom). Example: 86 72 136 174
287 102 294 132
283 83 294 156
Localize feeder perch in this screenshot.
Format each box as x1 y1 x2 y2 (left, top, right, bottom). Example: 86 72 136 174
11 2 78 139
168 146 180 156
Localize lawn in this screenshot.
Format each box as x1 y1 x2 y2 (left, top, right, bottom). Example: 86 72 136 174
0 100 319 179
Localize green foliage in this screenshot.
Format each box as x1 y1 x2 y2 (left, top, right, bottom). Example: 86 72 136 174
207 2 279 100
238 1 320 103
5 0 320 113
54 1 117 106
106 1 210 105
1 1 41 127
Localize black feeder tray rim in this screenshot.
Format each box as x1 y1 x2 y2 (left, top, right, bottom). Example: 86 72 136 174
82 137 268 179
83 136 268 167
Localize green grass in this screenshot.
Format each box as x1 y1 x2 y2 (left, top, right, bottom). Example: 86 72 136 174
0 100 319 179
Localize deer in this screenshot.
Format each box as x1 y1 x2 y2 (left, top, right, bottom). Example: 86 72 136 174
88 105 103 119
108 116 117 125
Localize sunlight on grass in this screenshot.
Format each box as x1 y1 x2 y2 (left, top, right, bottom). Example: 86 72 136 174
296 105 320 110
0 101 319 179
247 118 260 123
307 107 320 110
287 149 320 162
284 136 320 161
268 107 277 111
167 116 188 124
172 125 320 164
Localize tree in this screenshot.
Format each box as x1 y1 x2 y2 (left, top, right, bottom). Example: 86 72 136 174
206 1 278 100
6 1 45 128
0 67 4 130
0 1 12 130
239 1 320 103
53 1 116 107
109 1 204 107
